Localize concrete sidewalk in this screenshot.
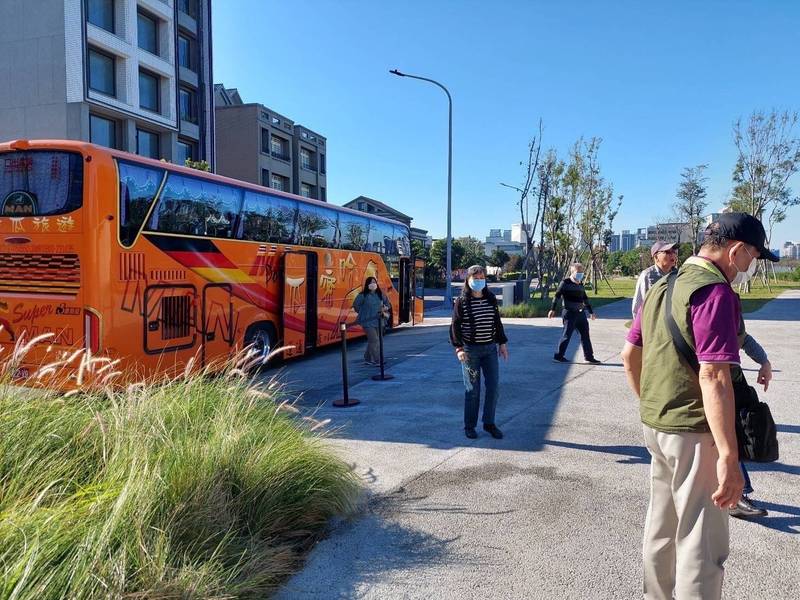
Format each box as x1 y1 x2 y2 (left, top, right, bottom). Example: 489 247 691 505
274 295 800 599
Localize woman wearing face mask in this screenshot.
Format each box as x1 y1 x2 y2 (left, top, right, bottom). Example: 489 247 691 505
449 265 509 440
548 263 601 364
353 276 390 366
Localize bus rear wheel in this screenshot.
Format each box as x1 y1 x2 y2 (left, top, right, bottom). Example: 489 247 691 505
244 323 277 369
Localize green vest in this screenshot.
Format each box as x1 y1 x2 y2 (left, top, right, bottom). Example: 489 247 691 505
639 257 730 433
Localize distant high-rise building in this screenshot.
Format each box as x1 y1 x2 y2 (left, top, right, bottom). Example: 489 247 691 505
781 241 799 260
0 0 214 166
511 223 533 243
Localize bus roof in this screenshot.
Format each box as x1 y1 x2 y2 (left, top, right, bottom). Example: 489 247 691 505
0 139 411 230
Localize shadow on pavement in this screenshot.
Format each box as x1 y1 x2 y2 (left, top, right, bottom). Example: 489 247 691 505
745 292 800 321
279 512 460 599
744 500 800 534
545 439 650 464
747 461 800 476
777 424 800 434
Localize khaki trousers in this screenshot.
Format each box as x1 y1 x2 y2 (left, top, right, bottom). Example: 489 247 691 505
363 327 380 363
642 425 729 600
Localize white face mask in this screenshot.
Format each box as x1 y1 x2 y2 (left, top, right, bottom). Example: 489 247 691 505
731 246 758 286
368 282 378 291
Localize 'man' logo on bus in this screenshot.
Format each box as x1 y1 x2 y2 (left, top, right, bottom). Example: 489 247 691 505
1 190 37 216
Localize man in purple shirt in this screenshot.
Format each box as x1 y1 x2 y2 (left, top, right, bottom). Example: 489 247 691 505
621 213 778 600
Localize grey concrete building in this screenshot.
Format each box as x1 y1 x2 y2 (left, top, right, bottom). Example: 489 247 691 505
214 84 296 193
214 85 327 201
292 124 326 201
0 0 214 166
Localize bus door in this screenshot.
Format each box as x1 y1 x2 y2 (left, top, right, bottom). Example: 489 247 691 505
282 251 317 357
143 284 197 355
413 258 425 324
399 258 412 323
201 283 233 367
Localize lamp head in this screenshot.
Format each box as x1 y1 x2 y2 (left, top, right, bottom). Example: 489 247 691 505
389 69 405 77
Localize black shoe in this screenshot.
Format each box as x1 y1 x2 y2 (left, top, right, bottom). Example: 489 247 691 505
730 495 768 519
483 424 504 439
465 427 478 439
585 357 602 364
552 355 569 363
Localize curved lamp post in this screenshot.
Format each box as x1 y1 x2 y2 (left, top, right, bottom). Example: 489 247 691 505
389 69 453 308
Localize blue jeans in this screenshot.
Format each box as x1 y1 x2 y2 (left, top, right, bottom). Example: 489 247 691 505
556 309 594 360
462 343 499 429
741 461 753 495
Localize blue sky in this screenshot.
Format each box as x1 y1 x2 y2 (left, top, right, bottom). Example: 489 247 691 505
212 0 800 247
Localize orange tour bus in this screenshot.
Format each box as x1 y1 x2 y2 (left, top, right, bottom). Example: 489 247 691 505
0 139 425 385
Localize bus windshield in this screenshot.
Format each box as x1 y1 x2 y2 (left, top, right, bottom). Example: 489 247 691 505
0 151 83 217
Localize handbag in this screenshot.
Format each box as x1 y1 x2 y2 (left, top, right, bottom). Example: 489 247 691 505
663 272 779 463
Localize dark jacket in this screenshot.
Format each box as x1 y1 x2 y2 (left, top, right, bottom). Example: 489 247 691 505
550 278 593 314
449 290 508 348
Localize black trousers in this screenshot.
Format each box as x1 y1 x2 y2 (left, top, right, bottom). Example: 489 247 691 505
555 309 594 360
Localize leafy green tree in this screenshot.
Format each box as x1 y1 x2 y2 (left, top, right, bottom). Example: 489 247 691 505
457 236 486 269
674 164 708 254
430 238 465 278
489 249 510 268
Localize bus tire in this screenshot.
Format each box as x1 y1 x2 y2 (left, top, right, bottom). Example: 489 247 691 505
244 322 277 369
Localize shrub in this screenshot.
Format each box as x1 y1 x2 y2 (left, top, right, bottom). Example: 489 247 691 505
0 348 360 599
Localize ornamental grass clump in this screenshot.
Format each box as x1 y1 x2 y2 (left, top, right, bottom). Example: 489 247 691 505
0 342 360 599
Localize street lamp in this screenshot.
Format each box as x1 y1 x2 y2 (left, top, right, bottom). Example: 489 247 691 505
389 68 453 308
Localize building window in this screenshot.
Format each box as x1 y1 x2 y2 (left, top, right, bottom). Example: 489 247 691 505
88 48 115 96
300 183 312 198
271 173 288 192
261 169 270 187
176 139 195 165
260 128 269 154
139 69 160 112
86 0 114 33
178 34 194 70
300 147 315 171
320 186 326 202
270 135 289 161
137 129 160 159
178 0 198 19
179 87 197 123
89 113 116 148
320 153 326 174
271 116 280 125
137 10 158 55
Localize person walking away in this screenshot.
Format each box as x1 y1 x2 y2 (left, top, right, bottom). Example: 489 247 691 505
631 241 678 318
548 263 601 364
621 212 778 599
353 277 390 366
450 265 509 440
731 301 773 519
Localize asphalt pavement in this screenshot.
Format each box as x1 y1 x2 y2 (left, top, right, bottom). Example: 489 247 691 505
272 291 800 599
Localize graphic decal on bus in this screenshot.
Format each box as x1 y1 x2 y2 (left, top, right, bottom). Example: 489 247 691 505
143 234 280 314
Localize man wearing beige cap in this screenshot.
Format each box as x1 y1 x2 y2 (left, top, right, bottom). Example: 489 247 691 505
631 241 678 318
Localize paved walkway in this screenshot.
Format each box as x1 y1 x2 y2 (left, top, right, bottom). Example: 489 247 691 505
273 294 800 599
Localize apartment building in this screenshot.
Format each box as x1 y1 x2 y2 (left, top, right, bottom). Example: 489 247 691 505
214 85 327 201
0 0 214 166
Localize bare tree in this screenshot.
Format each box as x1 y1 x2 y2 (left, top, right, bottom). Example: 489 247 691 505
673 164 708 254
500 120 547 294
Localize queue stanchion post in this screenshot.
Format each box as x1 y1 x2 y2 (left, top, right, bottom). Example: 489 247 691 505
371 312 394 381
333 322 360 407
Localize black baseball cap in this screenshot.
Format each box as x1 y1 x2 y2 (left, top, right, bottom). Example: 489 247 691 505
706 212 779 262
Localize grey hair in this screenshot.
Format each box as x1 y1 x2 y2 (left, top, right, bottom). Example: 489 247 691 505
466 264 486 278
569 262 584 273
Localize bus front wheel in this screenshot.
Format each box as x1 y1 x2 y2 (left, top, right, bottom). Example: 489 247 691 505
244 323 277 368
